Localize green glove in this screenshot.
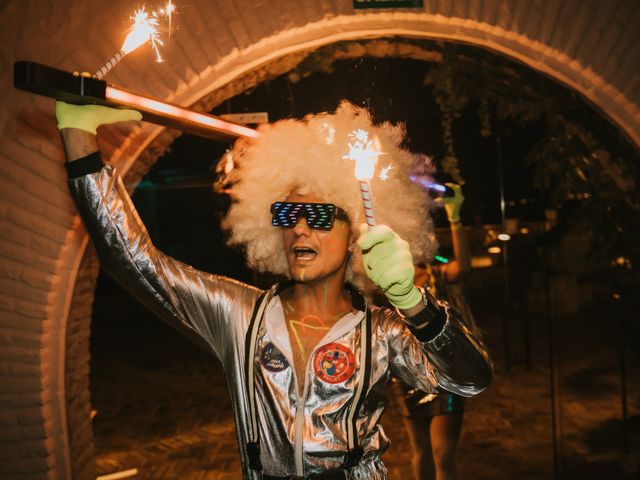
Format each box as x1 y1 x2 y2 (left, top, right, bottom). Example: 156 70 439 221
435 183 464 223
357 224 422 310
55 101 142 135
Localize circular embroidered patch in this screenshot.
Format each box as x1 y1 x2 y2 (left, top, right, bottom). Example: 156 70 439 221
260 342 290 373
313 343 356 384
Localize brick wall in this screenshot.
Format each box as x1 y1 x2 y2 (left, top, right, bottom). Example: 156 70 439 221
0 1 638 478
65 247 99 480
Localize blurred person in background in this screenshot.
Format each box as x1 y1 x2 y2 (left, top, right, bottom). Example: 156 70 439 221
399 183 479 480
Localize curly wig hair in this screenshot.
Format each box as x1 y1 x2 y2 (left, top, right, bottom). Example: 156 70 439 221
223 102 437 290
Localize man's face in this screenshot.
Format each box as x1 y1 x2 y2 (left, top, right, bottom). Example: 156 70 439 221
280 191 351 284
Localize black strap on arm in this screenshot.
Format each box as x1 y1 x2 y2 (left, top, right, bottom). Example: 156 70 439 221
65 151 103 178
405 288 447 342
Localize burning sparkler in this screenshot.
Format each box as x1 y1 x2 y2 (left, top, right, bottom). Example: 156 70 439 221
160 1 176 39
344 129 383 226
95 7 164 80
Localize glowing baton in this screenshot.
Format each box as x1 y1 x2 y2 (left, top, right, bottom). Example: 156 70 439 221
409 175 455 198
13 61 259 142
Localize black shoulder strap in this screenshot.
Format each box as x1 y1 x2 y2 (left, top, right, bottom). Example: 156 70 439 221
343 304 372 468
244 289 269 471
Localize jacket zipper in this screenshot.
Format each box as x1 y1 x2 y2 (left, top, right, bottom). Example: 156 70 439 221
294 356 313 476
288 312 365 475
294 393 305 475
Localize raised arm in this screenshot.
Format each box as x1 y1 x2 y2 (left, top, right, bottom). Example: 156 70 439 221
436 183 471 283
57 102 258 359
358 224 492 396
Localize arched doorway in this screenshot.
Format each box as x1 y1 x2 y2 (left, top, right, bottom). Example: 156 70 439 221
86 40 639 479
1 2 638 478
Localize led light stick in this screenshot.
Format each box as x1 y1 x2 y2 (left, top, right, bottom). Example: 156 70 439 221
344 129 382 226
95 7 164 80
13 61 259 142
409 175 455 198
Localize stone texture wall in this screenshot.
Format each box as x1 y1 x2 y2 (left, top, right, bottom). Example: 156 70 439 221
0 1 638 478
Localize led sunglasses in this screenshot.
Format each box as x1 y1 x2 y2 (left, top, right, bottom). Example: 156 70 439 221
270 202 350 230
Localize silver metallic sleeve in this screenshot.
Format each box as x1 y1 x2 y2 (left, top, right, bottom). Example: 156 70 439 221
394 292 493 397
68 164 259 359
422 303 493 396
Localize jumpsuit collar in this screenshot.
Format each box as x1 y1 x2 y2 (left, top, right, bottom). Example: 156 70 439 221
264 281 367 366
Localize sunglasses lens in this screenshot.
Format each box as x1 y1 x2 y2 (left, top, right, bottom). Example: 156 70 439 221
272 202 302 227
304 204 334 230
271 202 336 230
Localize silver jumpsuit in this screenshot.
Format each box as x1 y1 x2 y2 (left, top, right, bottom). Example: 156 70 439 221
68 160 492 479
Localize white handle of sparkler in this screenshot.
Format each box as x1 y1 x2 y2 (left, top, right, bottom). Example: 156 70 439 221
359 180 376 226
95 50 126 80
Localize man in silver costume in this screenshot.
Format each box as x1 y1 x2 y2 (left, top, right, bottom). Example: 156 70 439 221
56 102 492 480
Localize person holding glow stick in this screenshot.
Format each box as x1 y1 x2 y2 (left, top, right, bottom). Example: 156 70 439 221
399 181 476 480
55 100 491 479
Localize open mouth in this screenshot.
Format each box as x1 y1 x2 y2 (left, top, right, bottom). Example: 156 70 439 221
293 246 317 260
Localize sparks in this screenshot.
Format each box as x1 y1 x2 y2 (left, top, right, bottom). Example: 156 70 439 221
122 7 164 62
94 6 166 79
342 129 383 181
160 0 176 39
223 150 234 174
322 122 336 145
379 164 393 180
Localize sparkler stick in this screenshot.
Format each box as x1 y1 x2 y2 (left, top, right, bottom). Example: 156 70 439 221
95 50 126 80
95 7 163 80
344 129 383 226
359 180 376 226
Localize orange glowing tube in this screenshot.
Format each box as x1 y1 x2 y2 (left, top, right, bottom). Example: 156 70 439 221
13 61 259 142
106 86 260 139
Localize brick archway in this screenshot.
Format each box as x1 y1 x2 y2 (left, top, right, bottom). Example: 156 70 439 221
1 1 638 478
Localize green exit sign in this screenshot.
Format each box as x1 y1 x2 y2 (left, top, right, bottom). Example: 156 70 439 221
354 0 424 9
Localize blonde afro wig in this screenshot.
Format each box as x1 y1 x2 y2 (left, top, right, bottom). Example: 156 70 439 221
223 102 437 290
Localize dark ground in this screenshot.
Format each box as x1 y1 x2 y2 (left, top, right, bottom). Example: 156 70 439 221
90 267 640 480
